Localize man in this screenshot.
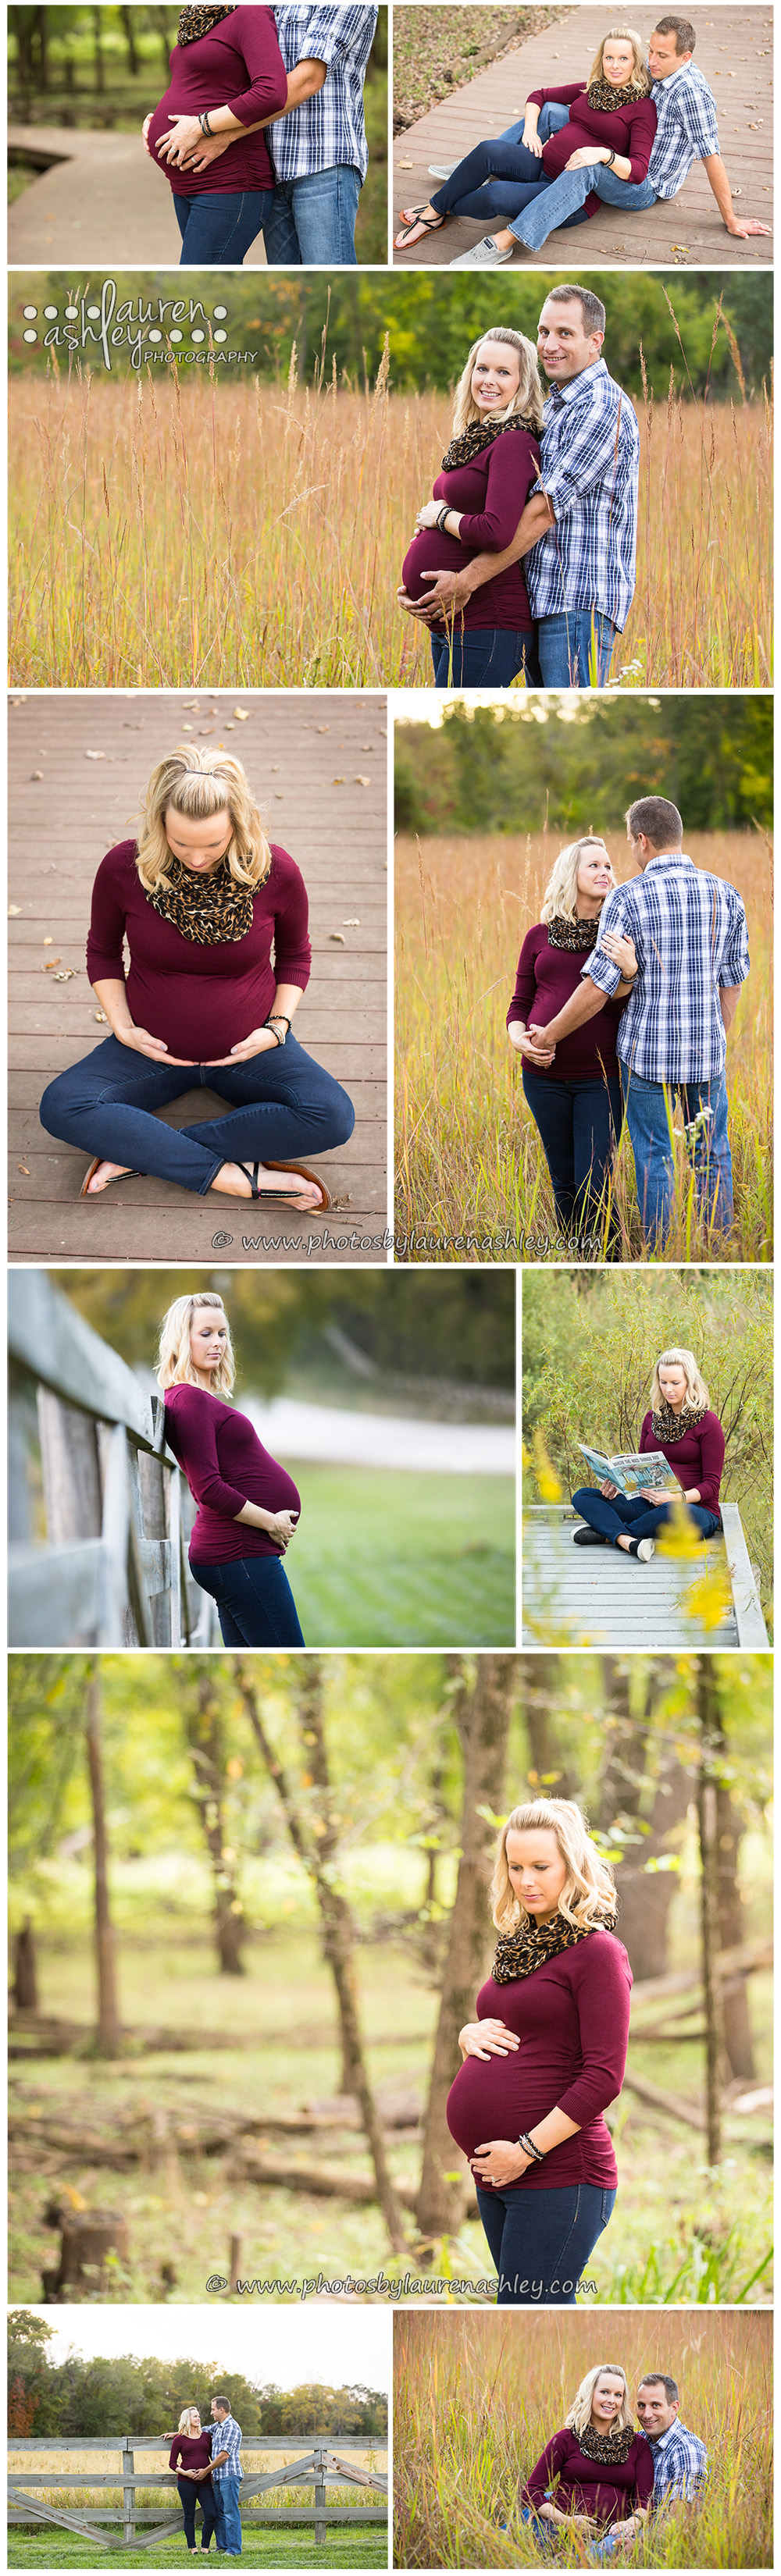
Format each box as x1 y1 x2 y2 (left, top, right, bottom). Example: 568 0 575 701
263 5 377 264
398 284 639 688
527 795 751 1246
451 13 771 265
596 2371 708 2552
209 2393 243 2559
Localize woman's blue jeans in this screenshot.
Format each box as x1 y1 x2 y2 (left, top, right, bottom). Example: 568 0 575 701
430 137 588 229
475 2180 616 2306
173 188 271 264
571 1489 722 1546
522 1068 622 1243
430 628 537 686
39 1032 355 1197
177 2477 219 2551
190 1553 305 1646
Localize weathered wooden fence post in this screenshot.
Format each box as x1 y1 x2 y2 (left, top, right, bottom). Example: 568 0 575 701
123 2442 135 2546
313 2443 327 2548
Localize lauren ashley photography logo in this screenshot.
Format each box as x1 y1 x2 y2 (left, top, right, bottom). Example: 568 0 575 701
19 282 259 372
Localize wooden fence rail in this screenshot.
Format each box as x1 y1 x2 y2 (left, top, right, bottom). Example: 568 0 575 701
9 1271 217 1647
8 2435 388 2552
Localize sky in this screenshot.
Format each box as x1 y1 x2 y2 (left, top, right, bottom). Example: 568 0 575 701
20 2306 390 2389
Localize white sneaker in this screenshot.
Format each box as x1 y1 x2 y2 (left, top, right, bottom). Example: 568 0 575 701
448 234 515 268
637 1539 656 1563
429 163 457 178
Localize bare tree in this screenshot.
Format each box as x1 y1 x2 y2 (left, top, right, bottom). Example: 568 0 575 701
182 1663 245 1976
416 1655 519 2242
521 1653 572 1795
597 1656 692 1979
697 1661 726 2163
84 1665 120 2055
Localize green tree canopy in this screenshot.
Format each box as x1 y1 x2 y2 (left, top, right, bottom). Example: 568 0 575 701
395 695 773 836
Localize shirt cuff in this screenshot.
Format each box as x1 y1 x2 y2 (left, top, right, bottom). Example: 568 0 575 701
582 952 621 994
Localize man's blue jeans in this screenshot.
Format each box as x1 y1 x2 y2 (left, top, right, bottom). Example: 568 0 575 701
263 165 362 264
620 1066 734 1247
537 610 618 686
173 189 271 265
213 2475 242 2555
509 156 658 249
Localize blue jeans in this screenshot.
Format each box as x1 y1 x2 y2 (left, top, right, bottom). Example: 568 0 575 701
190 1554 305 1647
537 610 618 687
620 1066 733 1247
39 1031 355 1197
475 2180 616 2306
173 189 271 265
508 155 658 247
571 1489 722 1546
430 628 537 686
177 2478 219 2551
263 165 362 264
430 137 588 228
212 2475 242 2555
522 1068 622 1241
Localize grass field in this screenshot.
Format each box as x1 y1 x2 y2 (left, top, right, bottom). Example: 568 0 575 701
8 2528 386 2569
289 1463 515 1645
394 828 772 1264
393 2311 772 2567
9 367 771 690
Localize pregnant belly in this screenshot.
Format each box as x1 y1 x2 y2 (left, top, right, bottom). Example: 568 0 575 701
401 526 472 607
447 2051 555 2158
125 963 275 1062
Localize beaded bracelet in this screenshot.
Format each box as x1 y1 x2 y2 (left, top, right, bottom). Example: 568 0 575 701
264 1016 291 1047
199 109 216 136
519 2130 545 2162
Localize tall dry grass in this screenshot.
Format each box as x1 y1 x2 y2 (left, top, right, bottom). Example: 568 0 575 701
393 2312 772 2567
394 829 772 1264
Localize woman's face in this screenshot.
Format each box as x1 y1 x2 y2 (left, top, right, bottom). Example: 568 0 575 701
164 804 233 873
600 37 637 84
590 2375 626 2430
576 845 614 908
505 1827 568 1922
658 1362 690 1411
190 2411 201 2435
190 1311 228 1376
470 340 522 416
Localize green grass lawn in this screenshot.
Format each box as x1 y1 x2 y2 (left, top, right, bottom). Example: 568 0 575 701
290 1465 515 1645
8 2529 386 2569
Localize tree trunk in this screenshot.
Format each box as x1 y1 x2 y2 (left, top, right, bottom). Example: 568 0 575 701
236 1658 410 2257
184 1666 245 1974
155 5 177 78
415 1655 518 2243
597 1656 691 1980
84 1668 120 2055
521 1653 572 1796
119 4 139 75
697 1662 724 2165
709 1678 756 2081
13 1920 39 2012
92 5 105 91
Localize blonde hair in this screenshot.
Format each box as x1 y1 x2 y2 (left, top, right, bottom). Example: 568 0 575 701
565 2365 633 2439
156 1292 235 1397
540 838 613 925
135 746 272 897
650 1347 709 1410
178 2407 201 2435
490 1798 616 1934
588 26 651 90
451 329 544 439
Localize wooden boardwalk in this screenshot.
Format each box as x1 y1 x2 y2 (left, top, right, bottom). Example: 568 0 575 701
522 1505 769 1648
9 692 388 1265
392 5 773 269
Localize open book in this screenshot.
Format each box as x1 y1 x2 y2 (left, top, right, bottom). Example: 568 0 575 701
577 1443 679 1499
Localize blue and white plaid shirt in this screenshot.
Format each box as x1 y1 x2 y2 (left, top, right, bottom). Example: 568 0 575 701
648 63 720 197
210 2415 243 2482
269 5 377 181
525 359 640 632
583 852 750 1084
650 2419 708 2507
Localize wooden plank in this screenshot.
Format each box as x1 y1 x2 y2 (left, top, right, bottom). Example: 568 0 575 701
720 1503 770 1646
9 1272 159 1444
522 1506 740 1648
8 1541 106 1646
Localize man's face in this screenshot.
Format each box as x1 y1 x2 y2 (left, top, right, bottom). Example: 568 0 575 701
647 28 694 80
637 2382 679 2439
537 299 604 385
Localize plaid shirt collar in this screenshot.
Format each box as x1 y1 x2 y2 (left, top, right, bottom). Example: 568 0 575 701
544 358 607 415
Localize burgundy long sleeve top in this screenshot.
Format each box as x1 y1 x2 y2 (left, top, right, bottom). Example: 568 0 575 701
528 80 658 215
169 2432 213 2478
508 928 626 1080
639 1409 724 1518
86 839 311 1065
147 6 288 196
446 1931 632 2191
522 2428 654 2525
164 1383 301 1563
401 427 540 633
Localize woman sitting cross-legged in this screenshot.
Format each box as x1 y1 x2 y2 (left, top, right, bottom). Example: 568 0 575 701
571 1347 725 1566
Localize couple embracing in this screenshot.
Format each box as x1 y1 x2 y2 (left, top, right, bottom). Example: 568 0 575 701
169 2396 243 2556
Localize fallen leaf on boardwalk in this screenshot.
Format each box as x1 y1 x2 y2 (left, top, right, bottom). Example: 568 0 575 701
332 775 346 783
53 969 77 982
17 1164 30 1176
31 769 44 780
329 930 346 943
85 749 105 760
354 774 371 785
234 706 249 720
670 244 690 254
8 905 21 916
43 937 54 946
316 724 330 732
95 1010 109 1023
41 958 62 970
398 158 413 169
343 918 360 927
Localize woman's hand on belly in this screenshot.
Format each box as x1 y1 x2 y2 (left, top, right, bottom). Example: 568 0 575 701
155 113 211 167
266 1510 299 1551
458 2018 520 2061
205 1026 283 1067
565 144 609 169
471 2138 534 2186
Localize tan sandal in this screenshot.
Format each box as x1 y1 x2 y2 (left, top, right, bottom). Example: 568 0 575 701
394 208 445 248
80 1157 139 1198
266 1158 331 1212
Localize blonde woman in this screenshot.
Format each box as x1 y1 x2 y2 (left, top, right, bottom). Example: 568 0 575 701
507 838 637 1247
396 27 656 272
446 1798 632 2307
571 1347 725 1564
159 1289 305 1646
519 2364 653 2546
169 2405 218 2556
39 746 354 1209
398 328 543 686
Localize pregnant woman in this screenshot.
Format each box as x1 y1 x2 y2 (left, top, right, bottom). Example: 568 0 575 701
169 2407 219 2556
143 4 288 267
39 745 354 1211
159 1288 305 1646
400 328 542 686
394 27 655 267
518 2364 653 2549
507 836 638 1251
446 1796 631 2307
571 1346 725 1566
